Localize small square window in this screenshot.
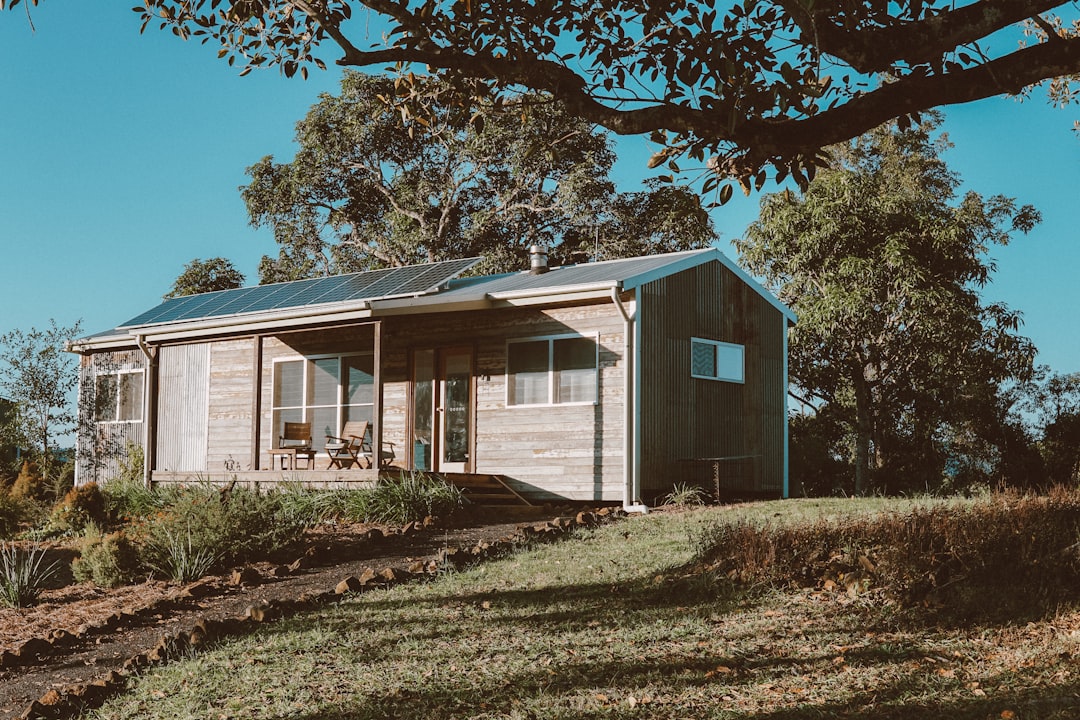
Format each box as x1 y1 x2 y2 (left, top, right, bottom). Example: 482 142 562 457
691 338 744 383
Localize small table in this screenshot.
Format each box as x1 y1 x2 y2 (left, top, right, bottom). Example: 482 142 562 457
267 446 316 471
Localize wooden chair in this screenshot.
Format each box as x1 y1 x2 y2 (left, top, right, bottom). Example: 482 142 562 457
325 420 370 469
268 421 316 470
325 420 398 469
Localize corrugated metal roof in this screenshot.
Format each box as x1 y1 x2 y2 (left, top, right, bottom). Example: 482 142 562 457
72 248 792 350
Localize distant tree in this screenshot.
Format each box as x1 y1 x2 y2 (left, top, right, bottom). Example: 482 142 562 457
0 320 83 477
738 115 1040 495
166 257 246 298
1018 367 1080 485
245 72 716 281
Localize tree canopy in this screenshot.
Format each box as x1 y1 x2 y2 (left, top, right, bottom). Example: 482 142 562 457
165 257 246 297
1 0 1069 193
245 72 716 279
0 320 82 471
738 115 1040 494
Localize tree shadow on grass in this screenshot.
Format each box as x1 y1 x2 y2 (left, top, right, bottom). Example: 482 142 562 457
226 563 1080 720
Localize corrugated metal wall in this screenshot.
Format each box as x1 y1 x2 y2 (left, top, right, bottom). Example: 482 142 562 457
639 262 787 497
155 343 210 472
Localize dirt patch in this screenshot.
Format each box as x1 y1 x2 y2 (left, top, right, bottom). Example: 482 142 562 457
0 506 614 719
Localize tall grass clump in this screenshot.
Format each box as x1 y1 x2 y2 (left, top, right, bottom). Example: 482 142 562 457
276 483 353 526
355 472 464 525
0 542 59 608
693 488 1080 624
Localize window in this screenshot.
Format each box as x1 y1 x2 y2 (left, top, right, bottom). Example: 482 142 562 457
272 354 374 448
691 338 744 383
95 370 144 422
507 335 597 406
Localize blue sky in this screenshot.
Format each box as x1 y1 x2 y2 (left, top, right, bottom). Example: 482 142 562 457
2 4 1078 374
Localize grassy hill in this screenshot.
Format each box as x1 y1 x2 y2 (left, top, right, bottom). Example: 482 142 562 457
87 497 1080 719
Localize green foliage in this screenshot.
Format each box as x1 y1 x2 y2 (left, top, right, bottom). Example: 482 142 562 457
0 542 59 608
693 489 1080 624
661 483 708 507
0 319 82 463
352 472 465 526
49 482 107 534
135 485 307 579
247 72 715 281
10 459 47 501
275 484 352 527
71 524 141 588
165 257 245 298
142 524 220 583
113 0 1080 195
739 115 1039 495
0 491 28 539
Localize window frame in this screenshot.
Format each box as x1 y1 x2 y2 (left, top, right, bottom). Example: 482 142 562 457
505 333 600 408
690 337 745 384
95 368 145 424
271 352 375 448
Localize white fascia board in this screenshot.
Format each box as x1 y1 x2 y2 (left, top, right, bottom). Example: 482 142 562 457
486 281 620 302
492 288 617 307
67 335 139 354
366 294 493 316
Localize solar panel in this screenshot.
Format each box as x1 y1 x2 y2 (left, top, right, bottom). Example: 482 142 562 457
120 257 480 328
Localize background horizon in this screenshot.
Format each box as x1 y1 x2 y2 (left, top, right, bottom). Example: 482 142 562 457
2 4 1077 377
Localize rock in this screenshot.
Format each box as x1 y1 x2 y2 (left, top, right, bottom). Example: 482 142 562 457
229 567 262 586
15 637 52 660
270 564 291 578
335 576 364 594
576 511 597 526
378 567 409 584
36 690 62 707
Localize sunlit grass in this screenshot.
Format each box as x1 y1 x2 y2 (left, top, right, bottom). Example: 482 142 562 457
88 498 1080 720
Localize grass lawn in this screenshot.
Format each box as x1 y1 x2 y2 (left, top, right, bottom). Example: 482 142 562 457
88 498 1080 719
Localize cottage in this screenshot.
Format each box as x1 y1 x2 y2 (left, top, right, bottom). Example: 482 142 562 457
70 248 794 509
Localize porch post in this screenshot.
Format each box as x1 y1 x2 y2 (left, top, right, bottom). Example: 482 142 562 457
251 335 263 471
373 321 383 470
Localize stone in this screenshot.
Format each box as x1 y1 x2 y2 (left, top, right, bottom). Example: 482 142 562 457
15 637 52 660
271 564 291 578
229 567 263 586
335 576 364 594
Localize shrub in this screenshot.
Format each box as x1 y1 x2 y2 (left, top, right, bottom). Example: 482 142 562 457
72 524 141 588
355 472 464 526
276 483 353 526
135 484 307 580
9 460 48 502
692 489 1080 624
0 542 60 608
0 492 28 539
142 524 219 583
662 483 709 507
49 482 107 534
102 476 169 521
